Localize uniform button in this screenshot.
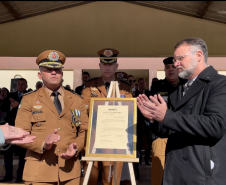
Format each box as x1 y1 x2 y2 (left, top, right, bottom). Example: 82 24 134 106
37 122 41 127
187 105 192 110
58 128 61 130
58 117 60 120
37 117 40 120
57 149 60 152
183 156 188 161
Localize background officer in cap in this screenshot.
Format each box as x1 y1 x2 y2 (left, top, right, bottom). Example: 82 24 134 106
81 48 132 185
15 50 88 185
149 57 186 185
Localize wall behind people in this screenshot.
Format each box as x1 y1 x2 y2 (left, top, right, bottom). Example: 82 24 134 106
0 69 73 91
1 2 226 57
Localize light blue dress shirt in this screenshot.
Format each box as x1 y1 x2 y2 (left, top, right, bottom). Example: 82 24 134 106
0 128 5 146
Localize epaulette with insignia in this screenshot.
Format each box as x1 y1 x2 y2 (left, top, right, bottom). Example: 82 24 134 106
86 77 97 82
120 79 130 86
23 90 37 96
72 92 84 99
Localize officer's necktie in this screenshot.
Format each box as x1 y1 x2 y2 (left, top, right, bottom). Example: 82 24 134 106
183 80 193 96
105 82 110 94
18 92 23 101
52 91 62 115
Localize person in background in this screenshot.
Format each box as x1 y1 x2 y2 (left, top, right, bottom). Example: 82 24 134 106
75 72 90 95
149 78 159 91
127 75 136 97
35 81 43 90
81 48 132 185
27 88 33 92
65 84 71 90
0 87 10 125
1 78 28 183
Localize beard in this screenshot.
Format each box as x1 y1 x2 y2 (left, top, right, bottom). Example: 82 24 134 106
177 59 197 79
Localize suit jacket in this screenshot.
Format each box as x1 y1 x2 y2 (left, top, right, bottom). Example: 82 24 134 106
15 87 88 182
151 66 226 185
5 91 26 126
134 89 150 150
75 84 85 95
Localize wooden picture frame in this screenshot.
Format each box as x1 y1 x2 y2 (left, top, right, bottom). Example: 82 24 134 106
85 98 137 159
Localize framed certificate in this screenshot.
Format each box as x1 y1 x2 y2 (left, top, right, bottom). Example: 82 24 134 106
85 98 137 158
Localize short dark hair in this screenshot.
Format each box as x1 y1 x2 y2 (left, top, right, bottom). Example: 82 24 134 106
82 71 90 77
138 78 145 83
152 77 159 81
17 78 27 84
174 37 208 63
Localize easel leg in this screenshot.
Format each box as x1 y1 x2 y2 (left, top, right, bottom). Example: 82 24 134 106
128 162 136 185
113 161 118 185
83 161 93 185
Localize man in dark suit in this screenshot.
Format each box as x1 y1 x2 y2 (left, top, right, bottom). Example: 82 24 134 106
75 71 90 95
149 57 186 185
1 78 28 182
137 37 226 185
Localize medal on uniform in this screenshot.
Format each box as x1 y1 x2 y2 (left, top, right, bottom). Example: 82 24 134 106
33 100 42 109
91 88 98 97
70 109 81 127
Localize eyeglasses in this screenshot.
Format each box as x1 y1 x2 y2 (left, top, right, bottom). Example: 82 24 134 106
129 80 136 83
173 53 192 63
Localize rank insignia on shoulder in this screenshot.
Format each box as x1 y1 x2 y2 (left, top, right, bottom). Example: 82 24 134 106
70 109 81 127
23 90 37 97
73 92 84 99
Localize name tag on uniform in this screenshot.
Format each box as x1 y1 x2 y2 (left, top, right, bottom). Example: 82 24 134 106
32 111 43 114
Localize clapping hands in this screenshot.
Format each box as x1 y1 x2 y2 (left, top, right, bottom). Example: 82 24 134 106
137 94 167 122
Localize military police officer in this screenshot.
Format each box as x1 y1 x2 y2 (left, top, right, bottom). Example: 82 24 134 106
81 48 132 185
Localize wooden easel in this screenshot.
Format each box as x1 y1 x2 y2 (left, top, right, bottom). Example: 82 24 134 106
82 81 138 185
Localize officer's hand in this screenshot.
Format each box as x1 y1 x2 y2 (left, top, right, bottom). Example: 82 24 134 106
137 94 154 121
44 129 60 150
60 143 78 160
6 135 36 144
9 98 19 108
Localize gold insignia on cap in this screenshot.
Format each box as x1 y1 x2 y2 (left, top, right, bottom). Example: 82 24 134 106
103 50 113 57
117 72 124 78
47 51 60 62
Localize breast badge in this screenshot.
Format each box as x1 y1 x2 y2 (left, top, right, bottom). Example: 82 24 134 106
91 87 98 97
33 100 43 109
70 109 81 127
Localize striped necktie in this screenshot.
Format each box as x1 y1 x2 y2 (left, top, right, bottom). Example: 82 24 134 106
183 80 193 96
